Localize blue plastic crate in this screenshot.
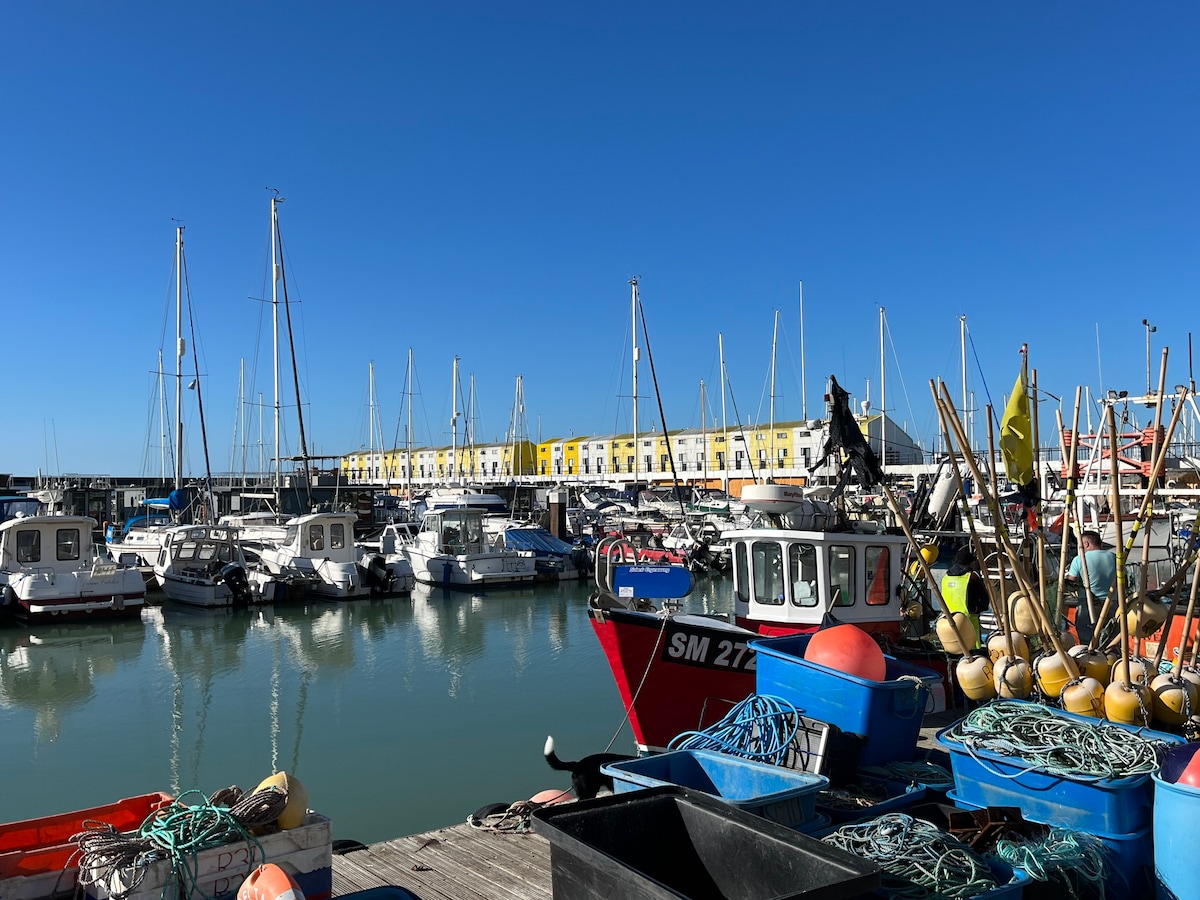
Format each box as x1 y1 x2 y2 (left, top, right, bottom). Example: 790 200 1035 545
815 776 928 824
948 789 1153 900
750 633 942 767
936 700 1183 835
601 749 827 829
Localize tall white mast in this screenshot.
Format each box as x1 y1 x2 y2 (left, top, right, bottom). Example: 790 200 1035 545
158 349 168 482
700 380 708 486
368 360 377 481
469 373 477 479
630 277 640 483
406 348 414 516
174 225 185 493
770 309 779 482
270 194 283 492
450 355 460 483
879 306 886 476
719 332 728 492
960 314 970 452
799 281 807 421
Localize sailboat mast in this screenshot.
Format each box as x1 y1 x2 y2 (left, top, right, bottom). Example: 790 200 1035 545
700 380 708 485
270 195 282 492
799 281 807 421
631 277 640 484
451 355 460 483
770 309 779 482
406 348 414 517
719 332 728 493
469 374 478 479
960 314 970 453
174 226 185 494
158 349 168 482
368 360 376 480
880 306 886 476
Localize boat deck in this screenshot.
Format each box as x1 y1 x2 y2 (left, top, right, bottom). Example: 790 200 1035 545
329 711 963 899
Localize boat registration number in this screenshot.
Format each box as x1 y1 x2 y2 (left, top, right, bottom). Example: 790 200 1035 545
662 622 756 673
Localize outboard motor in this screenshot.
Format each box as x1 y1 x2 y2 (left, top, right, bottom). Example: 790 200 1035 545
358 554 394 595
218 563 253 606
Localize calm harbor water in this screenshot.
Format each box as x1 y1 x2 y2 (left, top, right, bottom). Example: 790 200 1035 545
0 575 732 844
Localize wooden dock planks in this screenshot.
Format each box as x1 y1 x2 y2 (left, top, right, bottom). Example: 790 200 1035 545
330 712 961 899
332 824 552 900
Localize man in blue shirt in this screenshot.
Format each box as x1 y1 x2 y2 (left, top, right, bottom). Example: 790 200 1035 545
1065 530 1117 644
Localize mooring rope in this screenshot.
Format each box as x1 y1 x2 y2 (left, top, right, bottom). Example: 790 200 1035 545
990 828 1107 899
943 700 1171 780
822 813 1000 899
667 694 800 766
861 759 955 791
73 787 288 900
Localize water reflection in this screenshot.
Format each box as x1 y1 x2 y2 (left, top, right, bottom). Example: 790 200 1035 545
0 620 147 743
0 575 733 841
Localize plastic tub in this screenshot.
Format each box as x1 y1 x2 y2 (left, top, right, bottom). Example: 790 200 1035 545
1153 743 1200 900
948 790 1153 900
601 749 827 829
935 700 1181 834
815 776 927 824
532 785 880 899
750 633 942 767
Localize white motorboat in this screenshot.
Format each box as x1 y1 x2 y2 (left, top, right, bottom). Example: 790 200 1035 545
153 525 280 607
403 507 536 589
0 513 145 623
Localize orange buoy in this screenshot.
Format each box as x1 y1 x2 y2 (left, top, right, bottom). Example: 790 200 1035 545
1180 748 1200 788
804 625 887 681
530 789 573 805
238 865 305 900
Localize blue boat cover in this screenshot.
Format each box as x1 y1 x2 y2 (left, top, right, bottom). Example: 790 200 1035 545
502 528 575 555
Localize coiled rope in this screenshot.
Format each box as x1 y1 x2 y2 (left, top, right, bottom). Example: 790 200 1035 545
667 694 800 767
822 813 1000 899
943 700 1171 781
74 787 288 900
861 759 955 792
990 828 1107 900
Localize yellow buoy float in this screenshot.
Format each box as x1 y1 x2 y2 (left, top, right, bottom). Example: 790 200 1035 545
935 612 977 655
956 654 997 702
1104 680 1153 726
1127 597 1170 640
1111 656 1153 686
993 656 1033 699
1066 645 1111 685
1151 673 1199 727
253 772 310 830
1061 677 1106 718
1007 591 1040 636
986 632 1030 664
1034 651 1072 699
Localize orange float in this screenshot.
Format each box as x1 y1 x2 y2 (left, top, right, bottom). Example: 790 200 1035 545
804 625 887 682
237 865 305 900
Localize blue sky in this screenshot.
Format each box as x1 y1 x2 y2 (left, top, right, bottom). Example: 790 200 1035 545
2 3 1196 478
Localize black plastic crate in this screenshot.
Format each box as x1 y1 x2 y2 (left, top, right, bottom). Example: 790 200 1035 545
532 785 880 899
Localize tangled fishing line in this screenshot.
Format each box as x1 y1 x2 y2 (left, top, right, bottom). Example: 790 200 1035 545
72 787 288 900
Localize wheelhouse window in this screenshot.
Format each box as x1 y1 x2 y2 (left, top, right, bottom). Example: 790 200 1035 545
56 528 81 561
16 530 41 563
866 546 891 605
331 523 345 550
752 540 785 606
831 545 855 607
734 543 749 606
789 543 818 607
309 525 325 551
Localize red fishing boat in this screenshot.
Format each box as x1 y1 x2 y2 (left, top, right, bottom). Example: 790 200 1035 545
588 485 918 752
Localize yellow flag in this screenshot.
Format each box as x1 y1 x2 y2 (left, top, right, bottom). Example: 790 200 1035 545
1000 369 1035 487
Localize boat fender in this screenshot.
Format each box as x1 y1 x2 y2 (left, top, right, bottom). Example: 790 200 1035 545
253 772 309 830
237 864 305 900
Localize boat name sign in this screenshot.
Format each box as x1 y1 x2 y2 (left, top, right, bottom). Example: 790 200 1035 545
662 619 757 673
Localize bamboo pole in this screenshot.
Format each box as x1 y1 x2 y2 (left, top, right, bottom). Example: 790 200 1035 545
1055 391 1089 626
1108 404 1133 689
935 382 1079 676
1032 369 1048 622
